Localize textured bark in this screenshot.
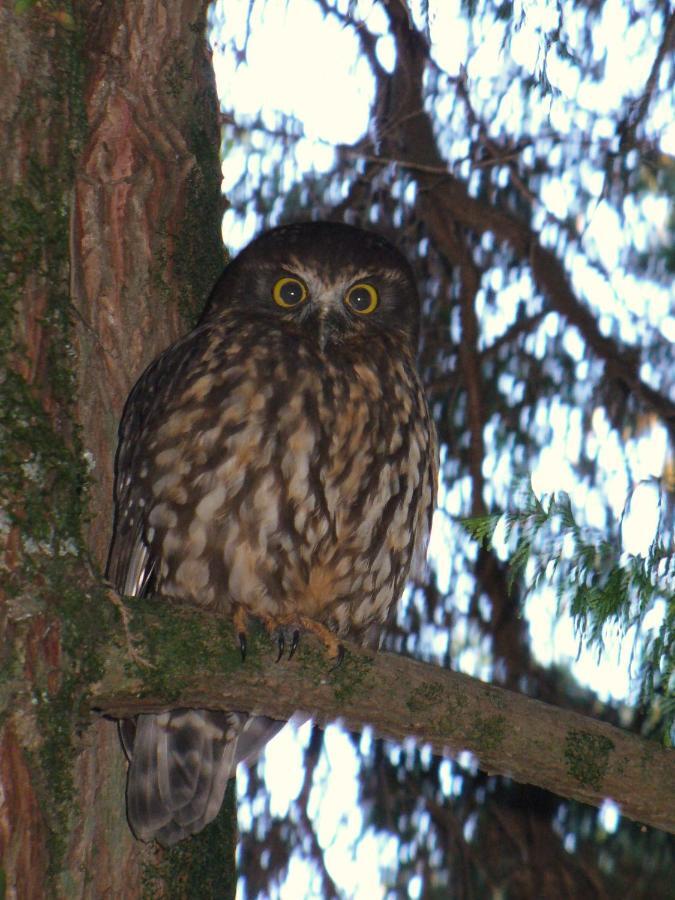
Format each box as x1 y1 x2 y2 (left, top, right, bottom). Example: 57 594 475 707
73 0 225 564
92 602 675 837
0 2 227 897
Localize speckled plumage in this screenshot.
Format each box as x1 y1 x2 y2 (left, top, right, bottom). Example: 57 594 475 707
108 221 437 845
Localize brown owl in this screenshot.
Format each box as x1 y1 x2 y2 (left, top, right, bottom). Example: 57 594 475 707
107 221 437 846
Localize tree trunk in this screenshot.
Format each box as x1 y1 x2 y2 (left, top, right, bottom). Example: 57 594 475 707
0 2 230 896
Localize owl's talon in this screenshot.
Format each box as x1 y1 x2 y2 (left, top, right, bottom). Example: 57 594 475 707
238 632 247 662
276 631 285 662
288 629 300 660
330 643 345 671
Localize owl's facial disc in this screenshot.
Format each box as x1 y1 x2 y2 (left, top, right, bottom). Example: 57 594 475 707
201 222 421 351
269 268 382 351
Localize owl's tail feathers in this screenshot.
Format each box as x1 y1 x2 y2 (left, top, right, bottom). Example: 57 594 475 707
120 709 284 847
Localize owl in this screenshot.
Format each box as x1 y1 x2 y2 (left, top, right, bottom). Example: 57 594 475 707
107 221 437 846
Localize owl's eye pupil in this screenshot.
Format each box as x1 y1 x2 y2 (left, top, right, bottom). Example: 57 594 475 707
280 281 302 304
344 282 379 315
348 288 372 311
272 276 308 308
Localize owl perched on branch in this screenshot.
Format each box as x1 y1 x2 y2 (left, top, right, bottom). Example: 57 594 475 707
107 221 437 846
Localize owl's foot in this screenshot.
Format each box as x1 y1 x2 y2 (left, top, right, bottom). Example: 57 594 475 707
296 617 344 668
232 608 301 662
265 615 344 668
232 608 344 668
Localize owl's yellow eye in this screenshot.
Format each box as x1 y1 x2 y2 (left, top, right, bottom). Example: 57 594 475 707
272 276 308 308
344 282 379 315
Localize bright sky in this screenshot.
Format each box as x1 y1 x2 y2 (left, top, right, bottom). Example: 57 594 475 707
210 1 674 895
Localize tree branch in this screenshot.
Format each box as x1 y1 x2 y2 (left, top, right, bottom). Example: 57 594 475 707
92 600 675 835
618 8 675 153
364 7 675 445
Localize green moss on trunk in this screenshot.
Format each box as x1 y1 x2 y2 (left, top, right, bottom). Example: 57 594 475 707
3 3 236 892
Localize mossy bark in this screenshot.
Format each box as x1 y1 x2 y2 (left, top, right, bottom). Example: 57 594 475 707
0 2 231 897
91 600 675 837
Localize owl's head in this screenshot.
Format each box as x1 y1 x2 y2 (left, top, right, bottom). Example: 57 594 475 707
202 222 421 353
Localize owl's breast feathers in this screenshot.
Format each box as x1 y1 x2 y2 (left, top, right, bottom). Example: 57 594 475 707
110 314 437 640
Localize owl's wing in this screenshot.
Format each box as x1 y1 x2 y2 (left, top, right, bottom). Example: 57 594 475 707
410 402 439 581
106 329 205 596
107 511 154 598
108 328 284 846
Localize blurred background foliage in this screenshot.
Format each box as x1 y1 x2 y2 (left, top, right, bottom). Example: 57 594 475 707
208 0 674 895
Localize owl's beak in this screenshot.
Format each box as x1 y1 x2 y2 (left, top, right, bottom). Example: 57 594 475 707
315 301 344 353
318 328 327 353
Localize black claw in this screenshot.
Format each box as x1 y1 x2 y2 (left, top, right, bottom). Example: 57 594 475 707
288 629 300 660
276 631 285 662
238 632 247 662
330 643 345 671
